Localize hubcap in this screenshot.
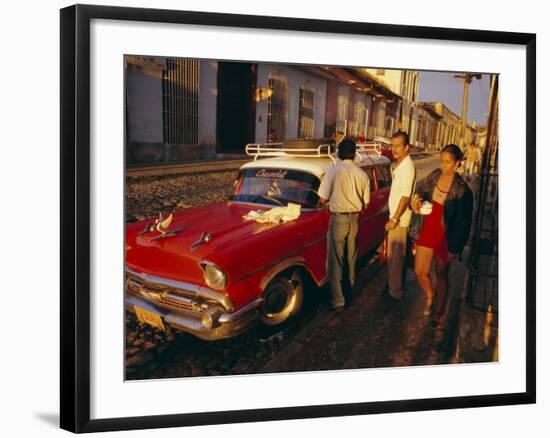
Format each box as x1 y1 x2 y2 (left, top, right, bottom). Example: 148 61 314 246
263 284 291 316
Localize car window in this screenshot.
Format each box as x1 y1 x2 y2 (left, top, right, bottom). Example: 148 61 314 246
375 165 392 189
361 167 376 192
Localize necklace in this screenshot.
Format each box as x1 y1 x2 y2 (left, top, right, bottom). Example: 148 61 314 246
436 183 450 194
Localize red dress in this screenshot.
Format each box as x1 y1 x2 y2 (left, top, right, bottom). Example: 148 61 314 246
417 200 448 262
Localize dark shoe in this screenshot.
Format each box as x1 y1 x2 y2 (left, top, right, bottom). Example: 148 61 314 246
382 286 400 302
329 305 346 312
431 311 444 328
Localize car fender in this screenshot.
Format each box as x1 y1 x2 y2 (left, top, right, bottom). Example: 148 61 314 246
259 256 320 291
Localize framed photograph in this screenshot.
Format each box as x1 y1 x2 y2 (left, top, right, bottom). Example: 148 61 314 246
60 4 536 433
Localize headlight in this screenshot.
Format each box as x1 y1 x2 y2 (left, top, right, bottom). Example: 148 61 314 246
201 262 227 290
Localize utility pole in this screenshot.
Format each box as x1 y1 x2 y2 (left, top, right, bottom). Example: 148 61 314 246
454 73 482 149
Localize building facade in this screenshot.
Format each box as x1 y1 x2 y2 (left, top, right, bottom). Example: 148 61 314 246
125 56 218 163
126 57 454 165
254 64 328 144
399 70 420 143
413 101 477 151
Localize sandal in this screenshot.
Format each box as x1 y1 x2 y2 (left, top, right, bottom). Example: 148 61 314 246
423 290 438 316
423 291 436 316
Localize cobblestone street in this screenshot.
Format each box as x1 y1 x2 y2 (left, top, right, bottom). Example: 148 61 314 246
126 169 238 221
124 154 497 380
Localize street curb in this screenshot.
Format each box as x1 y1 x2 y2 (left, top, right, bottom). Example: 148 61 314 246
258 340 304 374
126 151 438 179
258 311 334 373
126 159 248 178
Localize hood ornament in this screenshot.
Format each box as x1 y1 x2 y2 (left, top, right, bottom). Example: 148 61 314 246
155 212 173 235
191 232 213 251
137 212 188 241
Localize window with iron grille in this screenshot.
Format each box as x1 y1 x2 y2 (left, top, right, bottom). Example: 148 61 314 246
162 58 199 144
417 115 426 144
336 89 348 135
385 116 394 135
267 76 288 142
298 88 314 139
354 99 367 137
429 121 438 145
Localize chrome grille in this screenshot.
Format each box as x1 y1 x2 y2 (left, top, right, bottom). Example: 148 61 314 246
125 268 234 312
126 274 201 312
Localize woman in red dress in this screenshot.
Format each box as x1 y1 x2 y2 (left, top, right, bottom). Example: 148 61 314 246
410 144 473 327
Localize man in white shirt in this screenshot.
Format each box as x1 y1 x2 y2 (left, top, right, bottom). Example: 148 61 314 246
318 139 370 310
385 131 416 300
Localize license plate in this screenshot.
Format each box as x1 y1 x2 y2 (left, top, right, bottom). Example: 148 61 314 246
134 305 165 331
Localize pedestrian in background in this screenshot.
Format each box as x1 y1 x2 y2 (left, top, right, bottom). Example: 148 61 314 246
318 139 370 310
384 131 417 300
410 144 473 326
474 143 483 174
267 128 278 143
465 142 478 178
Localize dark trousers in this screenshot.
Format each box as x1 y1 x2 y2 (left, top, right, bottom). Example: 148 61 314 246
327 212 359 307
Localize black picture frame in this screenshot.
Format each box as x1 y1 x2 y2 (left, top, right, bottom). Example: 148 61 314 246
60 4 536 433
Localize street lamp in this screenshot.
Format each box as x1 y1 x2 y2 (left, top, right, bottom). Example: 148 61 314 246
454 73 482 148
255 86 273 102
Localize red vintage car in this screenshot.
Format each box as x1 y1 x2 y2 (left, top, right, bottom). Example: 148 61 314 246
125 142 391 340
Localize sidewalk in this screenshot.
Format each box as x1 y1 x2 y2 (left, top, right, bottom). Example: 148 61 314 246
259 173 498 373
260 242 497 373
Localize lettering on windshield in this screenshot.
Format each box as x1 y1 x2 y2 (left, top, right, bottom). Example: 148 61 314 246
255 169 288 179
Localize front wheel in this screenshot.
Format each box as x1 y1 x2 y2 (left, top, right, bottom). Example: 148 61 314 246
259 270 304 327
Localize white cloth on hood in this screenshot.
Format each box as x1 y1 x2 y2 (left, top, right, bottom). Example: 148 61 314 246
243 203 301 224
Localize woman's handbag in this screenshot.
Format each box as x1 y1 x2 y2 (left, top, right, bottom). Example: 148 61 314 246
407 211 424 242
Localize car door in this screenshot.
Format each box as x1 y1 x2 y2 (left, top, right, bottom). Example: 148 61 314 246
371 165 391 246
357 166 379 257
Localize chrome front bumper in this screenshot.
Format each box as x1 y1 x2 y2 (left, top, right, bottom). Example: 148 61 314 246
125 269 262 341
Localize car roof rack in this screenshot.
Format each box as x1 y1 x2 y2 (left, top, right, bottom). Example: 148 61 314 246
356 142 382 157
245 143 337 163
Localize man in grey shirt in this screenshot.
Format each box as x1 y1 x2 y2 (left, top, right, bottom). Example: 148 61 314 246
318 139 370 310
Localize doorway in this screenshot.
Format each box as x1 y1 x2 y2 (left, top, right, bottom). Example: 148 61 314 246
216 62 257 154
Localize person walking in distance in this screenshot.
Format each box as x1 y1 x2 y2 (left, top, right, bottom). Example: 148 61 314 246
318 139 370 310
465 142 478 178
384 131 416 300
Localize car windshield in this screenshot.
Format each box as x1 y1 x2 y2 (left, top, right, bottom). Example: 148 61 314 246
229 167 321 208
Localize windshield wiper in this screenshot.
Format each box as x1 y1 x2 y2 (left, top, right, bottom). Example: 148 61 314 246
232 193 315 208
255 194 285 207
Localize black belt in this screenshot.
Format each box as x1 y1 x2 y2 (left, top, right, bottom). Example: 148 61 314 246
331 211 360 215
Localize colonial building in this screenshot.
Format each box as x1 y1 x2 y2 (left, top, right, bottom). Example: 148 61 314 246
125 56 218 163
399 70 420 143
254 64 328 144
416 103 443 150
125 57 420 165
358 68 403 138
414 101 477 151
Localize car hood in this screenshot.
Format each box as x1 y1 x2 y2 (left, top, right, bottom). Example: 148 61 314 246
126 201 321 285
